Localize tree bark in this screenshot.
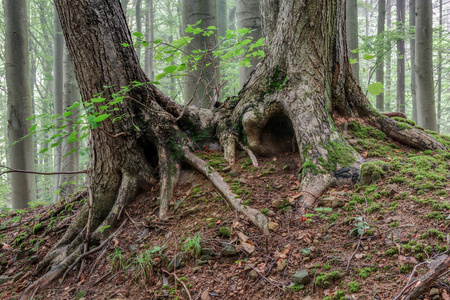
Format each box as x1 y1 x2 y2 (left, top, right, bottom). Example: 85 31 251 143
136 0 142 62
346 0 359 84
396 0 406 114
53 8 64 202
4 0 37 209
217 0 228 37
385 0 392 111
437 0 442 132
415 0 437 130
376 0 386 111
409 0 417 122
182 0 218 107
144 0 154 81
236 0 262 89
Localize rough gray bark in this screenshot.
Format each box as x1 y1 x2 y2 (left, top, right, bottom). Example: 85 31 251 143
60 45 80 197
4 0 37 209
236 0 262 89
182 0 218 107
396 0 405 114
437 0 442 132
385 0 392 111
53 8 64 202
376 0 386 111
144 0 154 81
410 0 417 122
346 0 359 84
415 0 437 130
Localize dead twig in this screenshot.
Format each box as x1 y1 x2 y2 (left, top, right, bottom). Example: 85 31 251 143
162 269 193 300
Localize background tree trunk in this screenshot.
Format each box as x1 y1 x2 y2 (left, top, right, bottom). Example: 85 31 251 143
182 0 218 107
376 0 386 111
346 0 359 84
144 0 154 81
385 0 392 111
236 0 262 89
4 0 37 208
396 0 406 114
410 0 417 122
136 0 142 62
437 0 442 132
415 0 437 130
53 8 64 202
217 0 228 37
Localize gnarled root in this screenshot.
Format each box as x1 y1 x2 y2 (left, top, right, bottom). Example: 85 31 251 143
157 143 180 219
182 147 269 234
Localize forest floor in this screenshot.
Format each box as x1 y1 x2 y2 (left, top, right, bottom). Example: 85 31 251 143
2 119 450 300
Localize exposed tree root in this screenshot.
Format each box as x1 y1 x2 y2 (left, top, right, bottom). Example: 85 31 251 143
235 138 258 167
182 147 269 234
157 143 180 219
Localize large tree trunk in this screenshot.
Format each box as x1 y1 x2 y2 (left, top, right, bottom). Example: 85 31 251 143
4 0 37 208
21 0 445 297
415 0 437 130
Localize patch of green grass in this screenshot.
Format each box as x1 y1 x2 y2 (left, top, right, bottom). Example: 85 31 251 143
348 281 360 293
181 234 202 258
315 271 340 287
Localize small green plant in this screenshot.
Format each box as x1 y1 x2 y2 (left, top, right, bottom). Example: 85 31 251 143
181 234 202 258
315 271 340 287
358 267 375 278
349 216 369 236
399 263 413 274
109 247 126 272
348 281 360 293
323 289 346 300
285 283 304 292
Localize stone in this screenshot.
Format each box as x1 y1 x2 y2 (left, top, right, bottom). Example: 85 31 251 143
192 266 203 273
291 269 310 284
269 222 279 231
322 236 331 241
382 164 389 172
222 166 231 172
272 199 285 208
238 178 247 184
248 270 258 280
319 196 335 207
266 210 276 217
221 246 238 256
276 259 288 272
229 171 239 178
371 171 382 183
167 253 184 272
433 296 440 300
331 198 345 208
201 248 215 256
219 227 231 237
200 255 212 261
129 244 137 252
197 259 209 266
386 184 399 197
430 288 440 297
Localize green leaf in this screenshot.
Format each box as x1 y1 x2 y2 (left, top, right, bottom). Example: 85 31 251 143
350 58 358 64
368 82 384 96
67 102 80 110
63 111 72 117
29 124 37 132
163 65 178 74
363 54 376 60
121 43 130 47
67 131 78 144
133 32 144 38
91 97 106 103
39 148 49 154
93 114 111 123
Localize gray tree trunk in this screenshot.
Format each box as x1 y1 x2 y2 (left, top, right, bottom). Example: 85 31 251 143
376 0 386 111
3 0 37 208
437 0 442 132
236 0 262 89
53 8 64 202
136 0 142 62
217 0 228 37
182 0 218 107
228 2 236 30
59 45 80 197
144 0 154 81
396 0 405 113
415 0 436 130
385 0 392 111
346 0 359 84
121 0 130 16
410 0 417 122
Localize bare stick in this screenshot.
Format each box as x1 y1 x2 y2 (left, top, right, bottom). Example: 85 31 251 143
162 269 192 300
0 165 87 176
235 138 258 167
346 232 363 270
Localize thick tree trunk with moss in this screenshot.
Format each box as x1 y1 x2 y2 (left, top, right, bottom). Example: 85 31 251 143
21 0 445 297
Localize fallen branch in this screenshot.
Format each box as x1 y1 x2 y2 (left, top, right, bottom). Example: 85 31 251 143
0 165 87 176
162 269 192 300
403 255 450 300
182 147 269 234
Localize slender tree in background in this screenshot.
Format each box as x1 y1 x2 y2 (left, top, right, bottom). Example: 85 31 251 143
410 0 417 121
182 0 218 107
3 0 37 208
437 0 443 132
144 0 154 80
217 0 228 37
121 0 129 15
59 45 80 197
228 1 236 30
53 9 64 202
346 0 359 83
236 0 262 89
415 0 437 130
376 0 386 111
396 0 405 113
385 0 392 111
136 0 142 61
